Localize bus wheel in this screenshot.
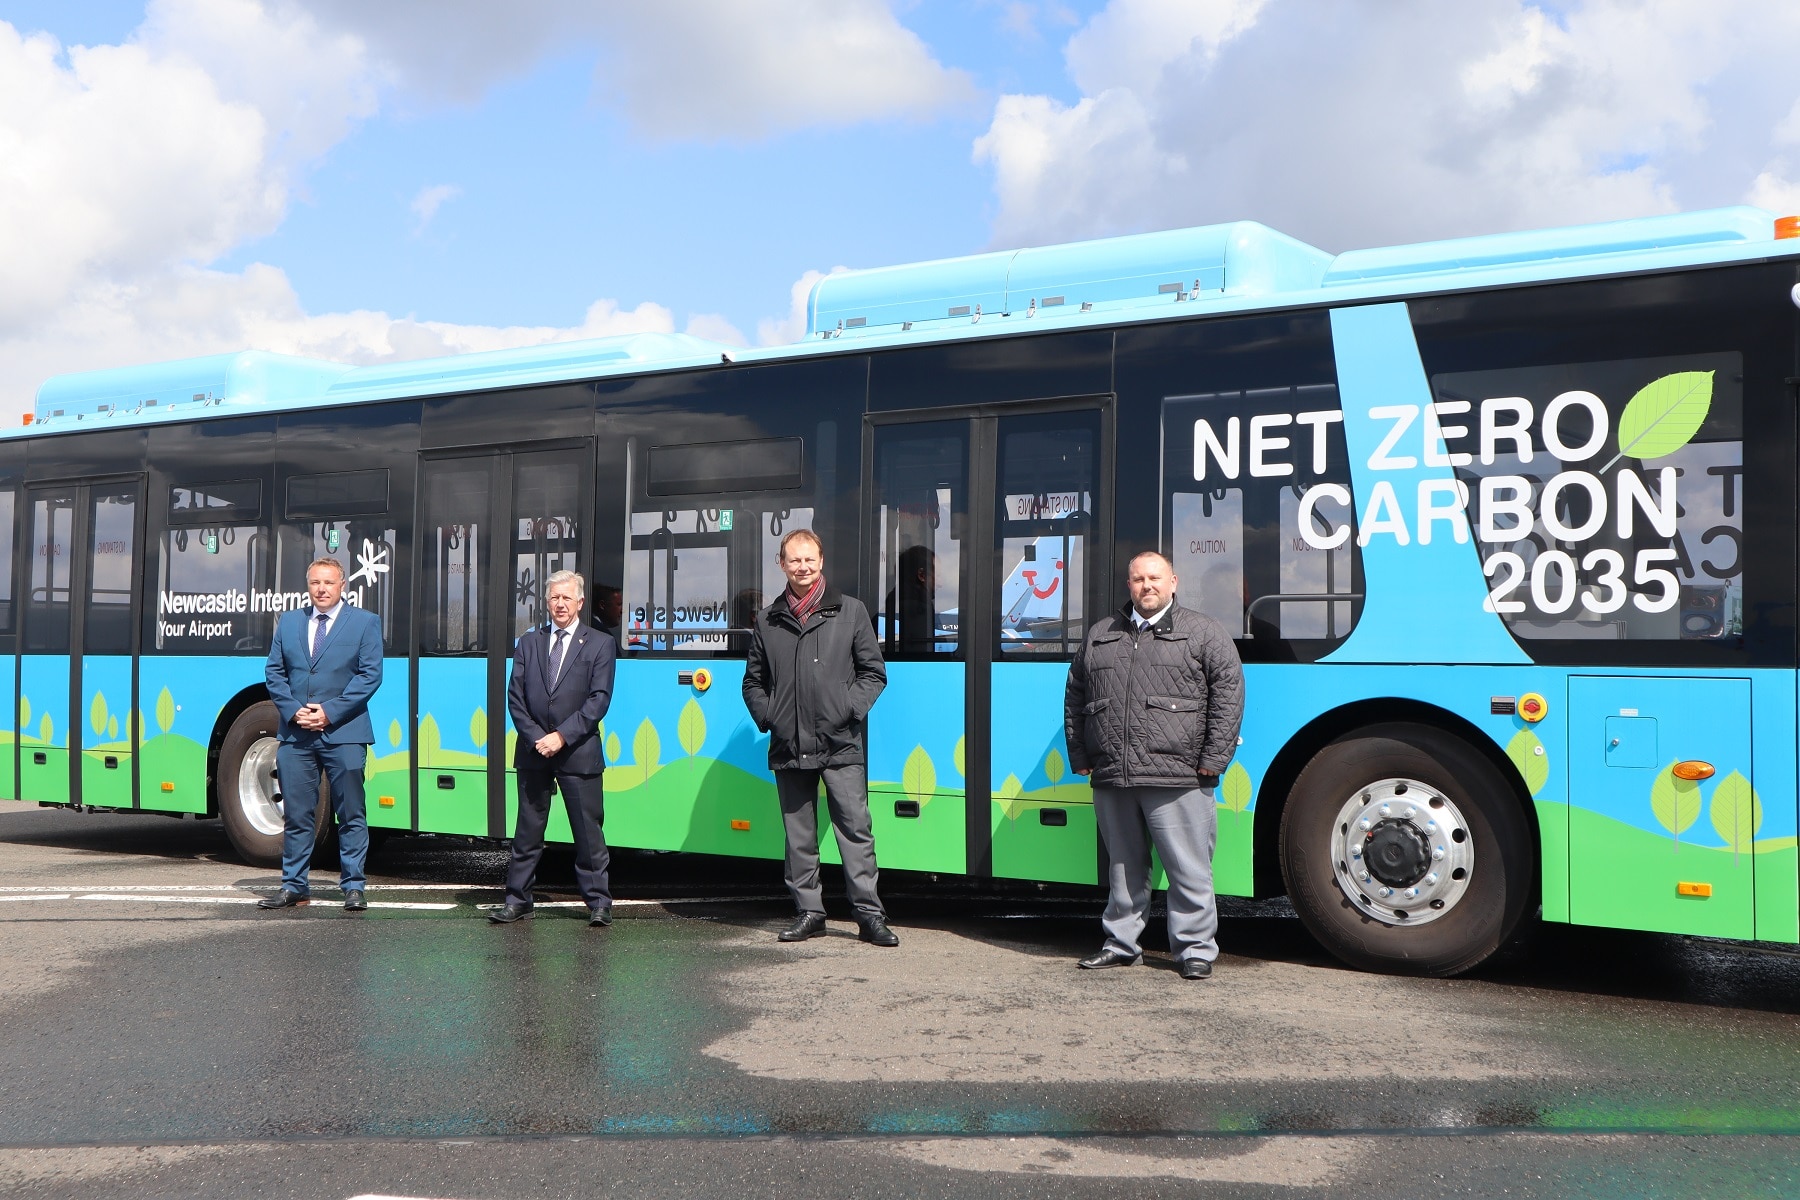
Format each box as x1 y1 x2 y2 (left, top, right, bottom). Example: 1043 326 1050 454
1280 723 1531 977
217 702 330 869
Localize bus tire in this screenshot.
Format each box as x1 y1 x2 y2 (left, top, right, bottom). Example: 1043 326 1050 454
217 702 332 870
1279 723 1531 977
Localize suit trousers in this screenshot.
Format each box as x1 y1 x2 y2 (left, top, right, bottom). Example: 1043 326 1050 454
1092 784 1219 964
277 742 370 893
506 770 611 908
775 765 884 920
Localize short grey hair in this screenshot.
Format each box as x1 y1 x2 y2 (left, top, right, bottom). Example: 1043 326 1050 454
546 569 585 598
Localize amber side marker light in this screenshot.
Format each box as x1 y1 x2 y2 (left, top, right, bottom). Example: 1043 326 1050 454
1671 760 1716 781
1677 881 1713 898
378 795 395 807
730 819 751 831
160 782 175 792
1777 215 1800 239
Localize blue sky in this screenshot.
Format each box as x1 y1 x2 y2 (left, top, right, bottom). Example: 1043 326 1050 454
3 1 1799 421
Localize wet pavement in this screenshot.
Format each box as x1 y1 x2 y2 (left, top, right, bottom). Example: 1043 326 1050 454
4 799 1800 1197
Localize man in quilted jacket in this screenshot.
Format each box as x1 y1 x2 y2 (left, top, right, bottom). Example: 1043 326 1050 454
1063 551 1244 980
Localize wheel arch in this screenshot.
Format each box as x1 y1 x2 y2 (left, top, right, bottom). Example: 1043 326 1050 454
207 685 272 818
1252 698 1541 903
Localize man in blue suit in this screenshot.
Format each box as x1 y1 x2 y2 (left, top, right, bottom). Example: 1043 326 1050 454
259 557 385 911
490 569 618 926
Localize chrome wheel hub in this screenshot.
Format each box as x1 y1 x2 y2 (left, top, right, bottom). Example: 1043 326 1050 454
237 736 285 837
1329 776 1472 926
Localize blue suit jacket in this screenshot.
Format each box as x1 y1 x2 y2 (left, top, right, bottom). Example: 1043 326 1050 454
265 604 384 746
509 623 616 775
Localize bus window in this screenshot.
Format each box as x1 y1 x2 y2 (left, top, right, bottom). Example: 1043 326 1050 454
511 459 582 639
871 425 966 659
995 413 1097 657
282 469 397 649
25 494 74 654
1161 383 1359 650
626 504 811 653
1437 352 1744 643
420 460 492 655
157 479 270 654
84 486 137 654
0 486 16 635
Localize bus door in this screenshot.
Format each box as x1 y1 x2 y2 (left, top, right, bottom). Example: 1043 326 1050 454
19 480 142 808
416 444 592 839
864 402 1110 882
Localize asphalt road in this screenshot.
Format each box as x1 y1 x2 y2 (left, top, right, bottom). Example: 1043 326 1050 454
4 799 1800 1199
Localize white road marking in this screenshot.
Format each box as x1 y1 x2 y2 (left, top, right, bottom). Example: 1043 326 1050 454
0 894 71 902
366 902 458 911
74 893 263 904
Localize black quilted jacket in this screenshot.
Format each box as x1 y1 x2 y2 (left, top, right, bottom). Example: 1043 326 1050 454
1063 600 1244 787
743 585 887 770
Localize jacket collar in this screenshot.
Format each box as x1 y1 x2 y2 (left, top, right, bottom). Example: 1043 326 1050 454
768 584 844 629
1118 596 1183 631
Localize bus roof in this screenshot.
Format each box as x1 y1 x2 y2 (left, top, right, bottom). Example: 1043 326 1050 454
21 205 1799 436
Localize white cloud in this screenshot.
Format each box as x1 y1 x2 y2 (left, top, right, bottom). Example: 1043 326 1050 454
973 0 1800 252
756 267 851 347
409 183 461 233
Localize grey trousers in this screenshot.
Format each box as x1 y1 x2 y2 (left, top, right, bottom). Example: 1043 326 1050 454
1092 784 1219 964
775 765 884 920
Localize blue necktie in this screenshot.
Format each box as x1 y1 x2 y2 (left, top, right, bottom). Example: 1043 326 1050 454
311 612 329 662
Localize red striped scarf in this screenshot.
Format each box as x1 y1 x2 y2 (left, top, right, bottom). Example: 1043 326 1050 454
786 576 826 624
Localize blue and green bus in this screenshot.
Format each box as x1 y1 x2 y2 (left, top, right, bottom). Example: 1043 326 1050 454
13 205 1800 975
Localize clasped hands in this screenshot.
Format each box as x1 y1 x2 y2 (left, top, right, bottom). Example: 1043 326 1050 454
534 731 565 757
294 703 329 732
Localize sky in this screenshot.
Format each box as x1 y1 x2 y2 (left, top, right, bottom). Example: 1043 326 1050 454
3 0 1800 424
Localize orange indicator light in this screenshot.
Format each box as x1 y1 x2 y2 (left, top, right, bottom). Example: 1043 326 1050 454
160 781 175 792
1676 881 1713 898
1777 215 1800 239
1518 692 1548 723
1671 761 1715 781
378 795 395 807
730 819 751 831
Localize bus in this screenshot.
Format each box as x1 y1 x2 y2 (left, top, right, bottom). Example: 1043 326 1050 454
12 205 1799 976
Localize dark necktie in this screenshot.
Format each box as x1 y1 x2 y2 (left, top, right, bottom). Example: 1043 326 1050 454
311 612 329 662
548 629 567 686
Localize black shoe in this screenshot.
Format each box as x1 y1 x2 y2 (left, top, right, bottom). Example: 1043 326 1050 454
778 912 827 942
343 890 367 912
1179 958 1214 980
857 918 899 947
487 902 534 924
257 890 309 910
1077 948 1140 969
588 906 613 927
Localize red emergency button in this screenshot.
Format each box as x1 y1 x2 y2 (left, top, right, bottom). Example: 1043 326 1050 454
1518 692 1548 723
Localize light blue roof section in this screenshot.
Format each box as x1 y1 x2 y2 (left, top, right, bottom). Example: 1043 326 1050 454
1323 207 1777 285
321 331 739 404
32 351 351 424
16 207 1797 439
807 221 1333 335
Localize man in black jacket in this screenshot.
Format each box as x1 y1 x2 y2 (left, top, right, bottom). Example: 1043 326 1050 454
743 529 897 946
1064 551 1244 980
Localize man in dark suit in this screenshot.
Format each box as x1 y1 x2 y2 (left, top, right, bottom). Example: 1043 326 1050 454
491 569 618 926
259 557 384 911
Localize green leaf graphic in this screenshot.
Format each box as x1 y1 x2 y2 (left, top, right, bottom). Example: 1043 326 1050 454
1505 729 1549 797
1043 748 1065 787
1708 770 1761 862
1609 370 1713 467
90 691 107 736
388 719 402 749
417 714 441 759
1650 762 1702 848
1221 762 1253 824
17 694 28 733
470 708 487 751
605 730 622 763
155 687 174 735
902 745 936 805
677 699 707 757
633 718 661 776
998 773 1023 798
39 712 52 744
952 735 966 779
107 715 119 741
